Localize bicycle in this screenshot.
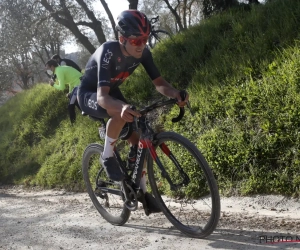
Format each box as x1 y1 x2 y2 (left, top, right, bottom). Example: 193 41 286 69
82 92 220 238
148 16 172 49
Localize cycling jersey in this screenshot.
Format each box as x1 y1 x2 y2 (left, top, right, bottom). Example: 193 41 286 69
79 41 160 92
77 41 161 119
53 65 82 93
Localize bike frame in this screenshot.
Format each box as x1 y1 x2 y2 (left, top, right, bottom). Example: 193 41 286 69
97 96 191 200
111 115 156 190
111 114 189 195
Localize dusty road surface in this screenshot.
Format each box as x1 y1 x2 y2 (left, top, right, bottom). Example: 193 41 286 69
0 185 300 250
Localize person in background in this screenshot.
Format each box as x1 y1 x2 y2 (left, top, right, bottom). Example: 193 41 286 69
50 54 82 82
45 59 83 124
51 54 82 73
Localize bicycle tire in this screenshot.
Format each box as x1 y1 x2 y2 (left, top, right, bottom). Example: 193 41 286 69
147 132 220 238
148 30 172 48
82 143 131 226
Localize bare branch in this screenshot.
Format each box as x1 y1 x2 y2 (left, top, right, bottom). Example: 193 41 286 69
100 0 118 40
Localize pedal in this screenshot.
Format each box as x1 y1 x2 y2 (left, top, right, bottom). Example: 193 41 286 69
121 180 138 211
97 180 107 188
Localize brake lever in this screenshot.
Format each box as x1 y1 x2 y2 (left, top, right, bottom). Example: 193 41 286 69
179 90 194 116
130 105 139 129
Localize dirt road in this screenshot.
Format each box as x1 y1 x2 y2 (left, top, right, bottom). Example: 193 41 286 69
0 185 299 250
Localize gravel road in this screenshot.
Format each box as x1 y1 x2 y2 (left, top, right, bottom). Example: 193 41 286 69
1 185 299 250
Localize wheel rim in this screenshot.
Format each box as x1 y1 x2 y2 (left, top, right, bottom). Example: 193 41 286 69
84 147 127 218
149 136 220 237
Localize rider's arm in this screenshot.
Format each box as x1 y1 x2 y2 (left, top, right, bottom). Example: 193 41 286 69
96 44 127 112
152 76 189 107
152 76 180 99
94 44 139 120
140 48 188 105
97 86 125 112
97 86 140 121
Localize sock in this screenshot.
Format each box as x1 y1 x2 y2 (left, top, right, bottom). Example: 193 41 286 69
102 135 117 158
140 170 147 193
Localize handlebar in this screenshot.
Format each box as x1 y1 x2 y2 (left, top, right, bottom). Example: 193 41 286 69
139 92 193 123
122 93 193 139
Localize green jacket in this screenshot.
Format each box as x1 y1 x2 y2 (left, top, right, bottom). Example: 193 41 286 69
53 65 82 92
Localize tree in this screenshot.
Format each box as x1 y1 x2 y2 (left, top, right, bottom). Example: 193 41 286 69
140 0 202 33
0 0 70 91
201 0 260 18
38 0 138 54
0 0 36 90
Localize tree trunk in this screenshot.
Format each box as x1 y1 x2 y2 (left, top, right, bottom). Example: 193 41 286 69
100 0 118 40
40 0 97 54
76 0 106 44
163 0 185 31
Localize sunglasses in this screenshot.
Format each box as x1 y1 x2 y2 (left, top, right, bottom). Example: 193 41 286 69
122 36 148 46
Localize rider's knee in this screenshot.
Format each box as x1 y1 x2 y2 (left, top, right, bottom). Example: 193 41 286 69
108 113 126 125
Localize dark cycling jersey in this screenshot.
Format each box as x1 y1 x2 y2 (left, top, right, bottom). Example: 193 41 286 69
77 41 161 119
79 41 160 91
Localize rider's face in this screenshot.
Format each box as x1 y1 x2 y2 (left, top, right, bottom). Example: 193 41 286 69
121 35 148 58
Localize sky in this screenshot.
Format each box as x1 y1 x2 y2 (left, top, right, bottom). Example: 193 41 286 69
63 0 129 53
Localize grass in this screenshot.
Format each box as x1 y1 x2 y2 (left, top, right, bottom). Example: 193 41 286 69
1 0 300 196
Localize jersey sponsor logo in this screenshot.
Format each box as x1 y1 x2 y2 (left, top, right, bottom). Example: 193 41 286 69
128 62 140 69
102 49 113 69
87 99 98 110
117 57 121 62
85 65 97 71
111 71 129 83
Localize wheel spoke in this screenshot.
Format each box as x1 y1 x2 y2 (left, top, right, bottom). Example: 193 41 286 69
148 132 220 238
82 144 130 226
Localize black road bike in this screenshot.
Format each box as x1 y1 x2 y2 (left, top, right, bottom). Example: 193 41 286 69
148 16 172 49
82 94 220 238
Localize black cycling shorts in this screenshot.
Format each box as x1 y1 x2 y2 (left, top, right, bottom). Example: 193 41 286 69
77 87 127 119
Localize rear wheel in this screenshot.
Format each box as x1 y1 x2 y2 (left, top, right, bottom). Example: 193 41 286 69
148 30 172 48
82 143 131 225
147 132 220 238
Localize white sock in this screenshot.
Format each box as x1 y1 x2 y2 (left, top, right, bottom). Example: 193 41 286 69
102 135 117 158
140 170 147 193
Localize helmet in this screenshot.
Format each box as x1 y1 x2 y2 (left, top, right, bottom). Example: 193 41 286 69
115 10 151 37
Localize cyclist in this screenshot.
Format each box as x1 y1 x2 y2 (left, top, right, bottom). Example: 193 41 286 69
45 59 83 124
49 54 82 83
77 10 189 213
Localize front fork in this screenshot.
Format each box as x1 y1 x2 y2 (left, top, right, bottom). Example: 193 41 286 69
149 139 190 191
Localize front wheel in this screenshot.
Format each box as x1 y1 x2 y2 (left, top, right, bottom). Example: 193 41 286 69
147 132 220 238
148 30 172 48
82 143 131 225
